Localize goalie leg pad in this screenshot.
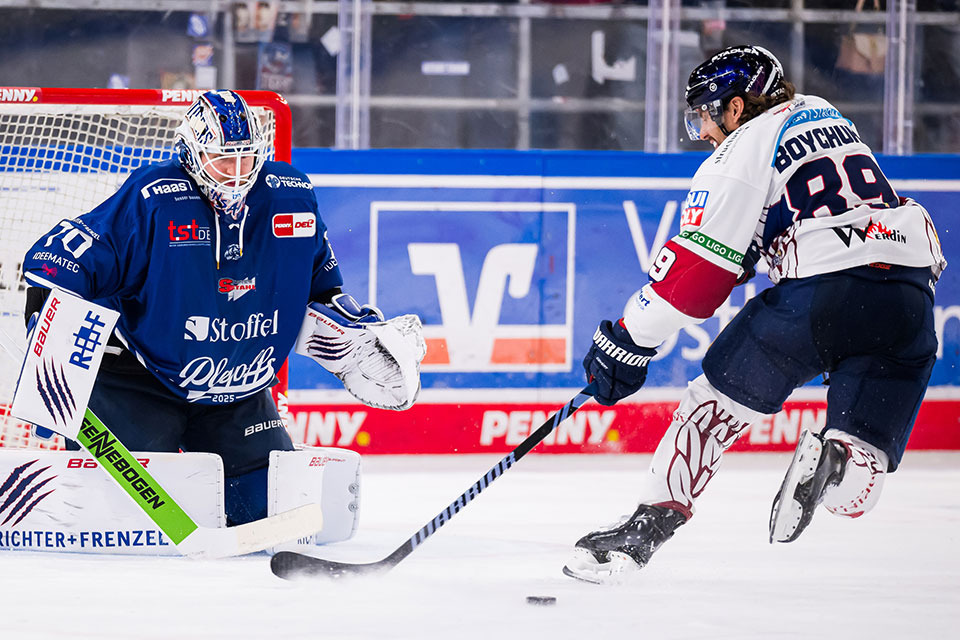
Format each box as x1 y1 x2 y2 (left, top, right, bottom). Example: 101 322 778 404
0 450 224 555
268 447 360 546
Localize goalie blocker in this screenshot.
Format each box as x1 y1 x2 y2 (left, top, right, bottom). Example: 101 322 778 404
0 447 359 555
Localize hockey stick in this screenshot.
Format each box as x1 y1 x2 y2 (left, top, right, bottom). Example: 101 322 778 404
270 381 598 580
0 325 323 559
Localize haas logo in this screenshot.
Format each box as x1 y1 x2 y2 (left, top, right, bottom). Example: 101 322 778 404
272 212 316 238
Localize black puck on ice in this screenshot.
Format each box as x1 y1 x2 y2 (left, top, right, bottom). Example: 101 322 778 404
526 596 557 606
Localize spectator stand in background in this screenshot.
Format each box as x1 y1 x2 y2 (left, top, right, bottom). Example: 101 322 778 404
834 0 887 94
234 2 257 43
255 0 278 42
257 42 295 93
368 14 519 149
917 0 960 152
0 1 955 152
529 1 647 150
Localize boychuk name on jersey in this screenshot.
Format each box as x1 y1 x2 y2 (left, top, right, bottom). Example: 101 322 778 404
774 124 861 172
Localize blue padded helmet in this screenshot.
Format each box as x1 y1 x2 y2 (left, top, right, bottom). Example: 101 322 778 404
683 45 786 141
175 90 267 214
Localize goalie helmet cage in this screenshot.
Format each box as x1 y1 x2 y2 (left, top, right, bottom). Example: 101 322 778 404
0 87 292 449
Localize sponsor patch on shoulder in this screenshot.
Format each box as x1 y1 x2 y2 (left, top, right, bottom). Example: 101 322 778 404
140 178 196 200
681 190 708 227
272 212 316 238
264 174 313 190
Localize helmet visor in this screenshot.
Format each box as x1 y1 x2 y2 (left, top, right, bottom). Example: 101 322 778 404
683 99 725 142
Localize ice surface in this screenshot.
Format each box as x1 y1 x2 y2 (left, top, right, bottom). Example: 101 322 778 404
1 452 958 639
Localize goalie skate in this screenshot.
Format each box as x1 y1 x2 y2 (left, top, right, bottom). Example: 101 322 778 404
562 504 687 584
769 429 847 543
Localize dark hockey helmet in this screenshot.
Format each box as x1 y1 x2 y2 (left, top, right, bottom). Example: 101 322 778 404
683 45 786 141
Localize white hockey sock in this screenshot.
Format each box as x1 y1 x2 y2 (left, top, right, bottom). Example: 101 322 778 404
640 375 765 518
821 429 888 518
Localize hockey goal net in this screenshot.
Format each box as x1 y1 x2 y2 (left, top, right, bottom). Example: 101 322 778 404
0 87 292 449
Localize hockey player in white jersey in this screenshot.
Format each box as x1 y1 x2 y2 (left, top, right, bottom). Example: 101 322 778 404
564 46 946 584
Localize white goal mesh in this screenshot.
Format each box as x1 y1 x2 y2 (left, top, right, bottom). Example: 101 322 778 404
0 96 278 449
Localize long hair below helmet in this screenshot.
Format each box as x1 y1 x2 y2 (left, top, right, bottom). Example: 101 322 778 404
175 90 267 210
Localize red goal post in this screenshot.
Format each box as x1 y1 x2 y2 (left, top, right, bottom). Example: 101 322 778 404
0 87 292 449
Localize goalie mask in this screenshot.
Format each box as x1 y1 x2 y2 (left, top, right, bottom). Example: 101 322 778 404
683 45 785 141
175 90 267 217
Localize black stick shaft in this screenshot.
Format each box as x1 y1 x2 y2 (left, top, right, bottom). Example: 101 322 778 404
399 381 598 557
271 382 598 578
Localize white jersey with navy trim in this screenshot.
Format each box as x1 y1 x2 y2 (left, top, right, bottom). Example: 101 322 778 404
622 94 945 349
22 158 344 404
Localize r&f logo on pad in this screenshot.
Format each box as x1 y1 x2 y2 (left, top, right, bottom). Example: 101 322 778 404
70 311 107 370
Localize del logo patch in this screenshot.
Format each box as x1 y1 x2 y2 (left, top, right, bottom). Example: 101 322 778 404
272 212 316 238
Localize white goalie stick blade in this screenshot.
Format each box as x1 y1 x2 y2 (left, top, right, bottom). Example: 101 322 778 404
769 429 823 543
177 504 325 559
562 548 643 586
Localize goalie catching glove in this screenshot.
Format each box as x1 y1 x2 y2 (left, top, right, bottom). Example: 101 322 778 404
296 294 426 411
583 319 656 406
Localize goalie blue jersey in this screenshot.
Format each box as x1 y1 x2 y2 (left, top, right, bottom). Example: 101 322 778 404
22 158 344 404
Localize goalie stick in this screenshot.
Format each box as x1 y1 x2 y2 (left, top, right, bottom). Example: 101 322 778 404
270 381 598 580
0 326 323 559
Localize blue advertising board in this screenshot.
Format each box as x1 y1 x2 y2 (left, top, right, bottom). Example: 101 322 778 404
288 150 960 393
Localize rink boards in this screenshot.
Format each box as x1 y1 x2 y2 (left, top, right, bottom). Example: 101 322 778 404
286 150 960 454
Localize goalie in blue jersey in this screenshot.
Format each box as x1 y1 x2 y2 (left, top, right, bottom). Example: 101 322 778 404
21 90 424 528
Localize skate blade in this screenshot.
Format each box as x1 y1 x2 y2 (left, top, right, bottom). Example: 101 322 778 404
769 430 822 543
562 548 641 585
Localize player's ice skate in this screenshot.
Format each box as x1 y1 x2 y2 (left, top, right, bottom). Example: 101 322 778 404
562 504 687 584
769 429 847 543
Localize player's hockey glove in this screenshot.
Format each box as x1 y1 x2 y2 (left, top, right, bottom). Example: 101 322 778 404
583 319 656 406
735 241 761 286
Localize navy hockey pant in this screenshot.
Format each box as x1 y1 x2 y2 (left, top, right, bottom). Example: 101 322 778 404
702 265 937 470
66 362 294 525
